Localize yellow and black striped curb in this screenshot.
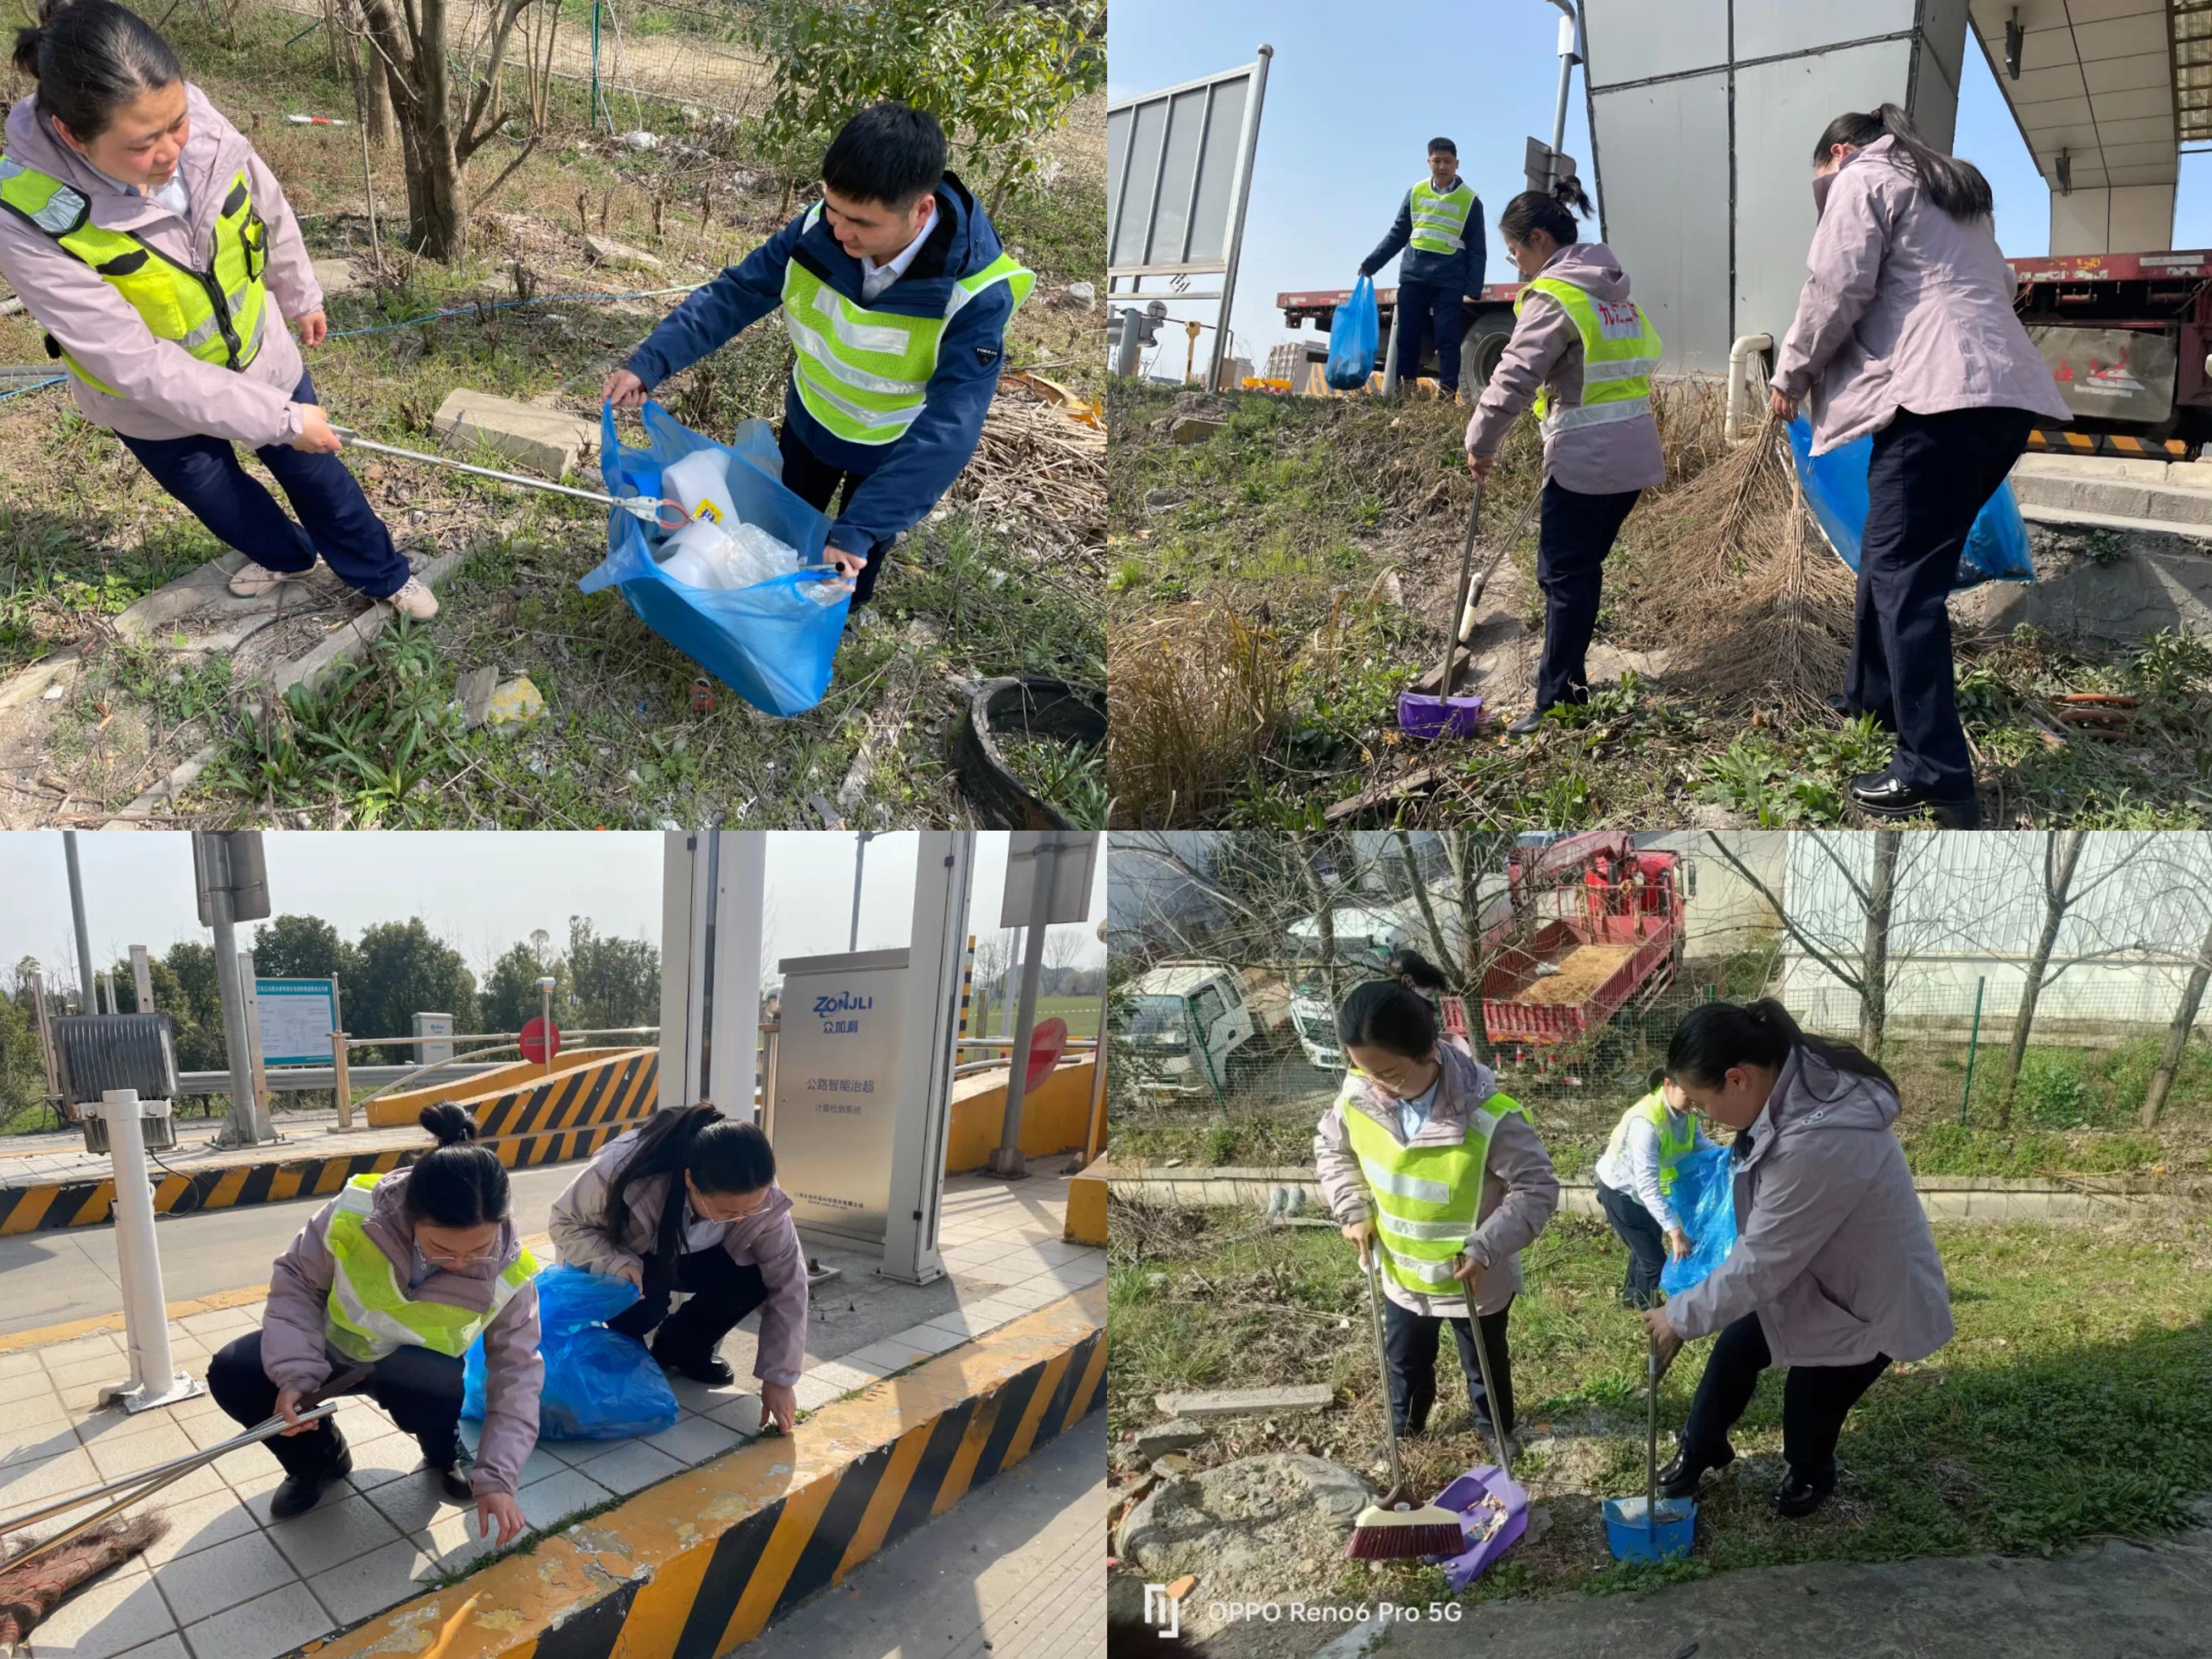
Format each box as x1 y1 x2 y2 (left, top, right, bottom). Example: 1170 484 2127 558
287 1284 1107 1659
0 1050 658 1235
2026 427 2191 460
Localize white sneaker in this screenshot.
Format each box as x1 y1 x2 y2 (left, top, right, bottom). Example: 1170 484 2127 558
228 562 309 598
387 577 439 621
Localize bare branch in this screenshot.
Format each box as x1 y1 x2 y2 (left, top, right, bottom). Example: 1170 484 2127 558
1708 834 1865 994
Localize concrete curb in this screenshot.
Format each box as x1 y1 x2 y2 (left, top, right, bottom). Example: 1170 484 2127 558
280 1285 1107 1659
1104 1165 2195 1224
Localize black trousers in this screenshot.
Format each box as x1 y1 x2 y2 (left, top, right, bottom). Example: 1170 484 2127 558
777 421 889 609
1534 478 1643 711
1679 1311 1891 1481
1382 1293 1514 1440
1847 404 2036 800
1595 1178 1667 1309
207 1328 464 1481
605 1244 770 1366
1392 279 1466 394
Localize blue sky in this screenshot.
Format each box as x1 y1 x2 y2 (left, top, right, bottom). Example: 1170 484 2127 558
1109 0 2212 373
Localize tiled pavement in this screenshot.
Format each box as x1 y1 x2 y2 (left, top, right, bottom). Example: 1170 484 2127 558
3 1174 1104 1659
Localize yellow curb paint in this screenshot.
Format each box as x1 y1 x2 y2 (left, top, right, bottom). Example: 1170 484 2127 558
832 1415 935 1582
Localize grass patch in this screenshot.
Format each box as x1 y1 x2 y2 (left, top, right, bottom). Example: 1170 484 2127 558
1109 1204 2212 1602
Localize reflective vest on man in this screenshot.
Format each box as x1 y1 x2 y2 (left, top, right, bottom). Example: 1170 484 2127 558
1517 275 1662 437
1605 1090 1696 1198
1341 1088 1530 1298
322 1176 536 1363
0 157 269 396
1408 180 1475 256
780 203 1033 448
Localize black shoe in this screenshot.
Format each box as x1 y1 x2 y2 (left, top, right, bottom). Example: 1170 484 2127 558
653 1340 735 1386
1506 709 1548 738
1656 1438 1733 1500
1849 769 1979 828
269 1446 353 1519
1773 1464 1837 1519
431 1464 475 1503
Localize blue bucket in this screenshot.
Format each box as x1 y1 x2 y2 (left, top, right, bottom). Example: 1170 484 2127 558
1601 1494 1695 1561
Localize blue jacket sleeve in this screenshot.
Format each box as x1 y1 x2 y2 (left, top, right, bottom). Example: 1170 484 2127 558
1360 192 1413 280
826 284 1015 556
624 213 804 388
1465 200 1486 296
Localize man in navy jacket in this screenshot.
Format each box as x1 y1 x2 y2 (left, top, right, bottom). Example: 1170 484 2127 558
1359 138 1485 400
604 103 1030 610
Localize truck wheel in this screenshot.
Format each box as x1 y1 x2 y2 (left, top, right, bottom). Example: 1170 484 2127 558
1465 320 1513 389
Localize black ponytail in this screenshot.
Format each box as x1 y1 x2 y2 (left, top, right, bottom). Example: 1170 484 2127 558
607 1102 776 1249
1386 947 1450 994
12 0 182 144
404 1103 511 1230
1336 980 1439 1059
1498 176 1593 249
1813 103 1992 224
1666 998 1895 1094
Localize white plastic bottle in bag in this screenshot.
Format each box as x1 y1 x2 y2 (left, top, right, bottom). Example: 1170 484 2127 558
660 449 739 532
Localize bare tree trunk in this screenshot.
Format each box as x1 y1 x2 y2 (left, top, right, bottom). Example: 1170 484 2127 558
323 0 345 81
362 2 395 151
2141 910 2212 1127
1998 831 2088 1128
1395 832 1458 995
1293 839 1342 1020
1858 831 1898 1058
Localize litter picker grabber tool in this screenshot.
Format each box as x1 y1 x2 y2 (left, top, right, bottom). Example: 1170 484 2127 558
1397 485 1489 738
1421 1255 1531 1589
1603 1332 1694 1560
0 1366 371 1569
332 429 685 528
1345 1244 1466 1560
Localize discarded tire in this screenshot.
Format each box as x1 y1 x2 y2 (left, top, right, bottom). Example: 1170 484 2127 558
952 675 1107 829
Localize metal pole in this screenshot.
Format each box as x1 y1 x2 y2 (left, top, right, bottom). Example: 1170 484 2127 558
1379 300 1401 397
1207 44 1273 391
1960 975 1986 1127
209 913 272 1145
99 1089 201 1412
331 978 352 1128
989 845 1058 1178
590 0 604 131
1546 1 1579 189
31 977 59 1100
64 831 96 1016
1112 305 1144 377
849 831 873 953
130 946 153 1013
97 972 114 1016
1084 973 1111 1165
537 976 557 1080
240 952 270 1122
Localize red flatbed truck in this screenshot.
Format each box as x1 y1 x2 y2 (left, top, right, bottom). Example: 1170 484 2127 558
1276 281 1530 394
1479 832 1686 1071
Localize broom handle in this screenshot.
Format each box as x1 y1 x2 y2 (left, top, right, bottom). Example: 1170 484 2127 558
1459 485 1542 642
1466 1271 1513 1484
1646 1336 1660 1541
0 1418 291 1534
1360 1245 1406 1501
1436 483 1481 694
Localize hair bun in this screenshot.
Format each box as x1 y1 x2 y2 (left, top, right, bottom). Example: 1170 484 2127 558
419 1102 479 1146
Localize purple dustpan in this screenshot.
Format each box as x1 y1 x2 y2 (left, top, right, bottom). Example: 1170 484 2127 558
1398 687 1486 738
1427 1464 1529 1590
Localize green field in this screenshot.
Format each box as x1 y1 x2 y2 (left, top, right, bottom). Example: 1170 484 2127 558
967 993 1099 1041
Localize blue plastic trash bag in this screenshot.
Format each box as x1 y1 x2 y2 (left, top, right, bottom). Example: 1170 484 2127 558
1658 1143 1739 1298
1326 276 1380 390
579 400 847 717
463 1263 678 1440
1786 415 2035 589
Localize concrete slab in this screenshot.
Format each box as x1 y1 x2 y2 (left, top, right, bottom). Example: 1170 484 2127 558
432 388 596 480
1959 521 2212 645
583 235 664 273
1153 1384 1336 1420
2009 453 2212 524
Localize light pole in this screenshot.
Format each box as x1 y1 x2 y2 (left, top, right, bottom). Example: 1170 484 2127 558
1544 1 1581 191
848 831 876 953
63 832 95 1016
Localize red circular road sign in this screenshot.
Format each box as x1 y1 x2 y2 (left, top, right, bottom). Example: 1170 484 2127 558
520 1016 562 1065
1024 1017 1068 1089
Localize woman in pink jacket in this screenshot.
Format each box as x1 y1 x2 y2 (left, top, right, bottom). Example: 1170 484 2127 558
1465 178 1667 737
0 0 432 616
548 1103 807 1435
1644 1001 1953 1520
1771 105 2069 828
205 1105 539 1542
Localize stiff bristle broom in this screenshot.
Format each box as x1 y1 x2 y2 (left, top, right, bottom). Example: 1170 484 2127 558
1345 1245 1467 1561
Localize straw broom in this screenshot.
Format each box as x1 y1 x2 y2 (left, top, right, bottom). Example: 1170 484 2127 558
1345 1249 1467 1561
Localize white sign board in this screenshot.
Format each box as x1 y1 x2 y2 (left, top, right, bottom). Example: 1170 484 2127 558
255 979 339 1068
771 949 908 1246
1000 832 1098 928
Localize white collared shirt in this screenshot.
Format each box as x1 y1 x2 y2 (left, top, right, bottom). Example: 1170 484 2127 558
87 158 190 221
859 201 937 302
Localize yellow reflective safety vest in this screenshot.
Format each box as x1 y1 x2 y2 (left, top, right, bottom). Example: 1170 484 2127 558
779 203 1033 447
0 157 269 396
1408 179 1475 256
1517 274 1661 438
323 1176 536 1363
1604 1090 1696 1198
1341 1087 1530 1299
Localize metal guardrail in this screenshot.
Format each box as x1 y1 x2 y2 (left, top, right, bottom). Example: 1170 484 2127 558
178 1062 505 1096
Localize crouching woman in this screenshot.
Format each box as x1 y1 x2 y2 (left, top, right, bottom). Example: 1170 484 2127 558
206 1104 539 1541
